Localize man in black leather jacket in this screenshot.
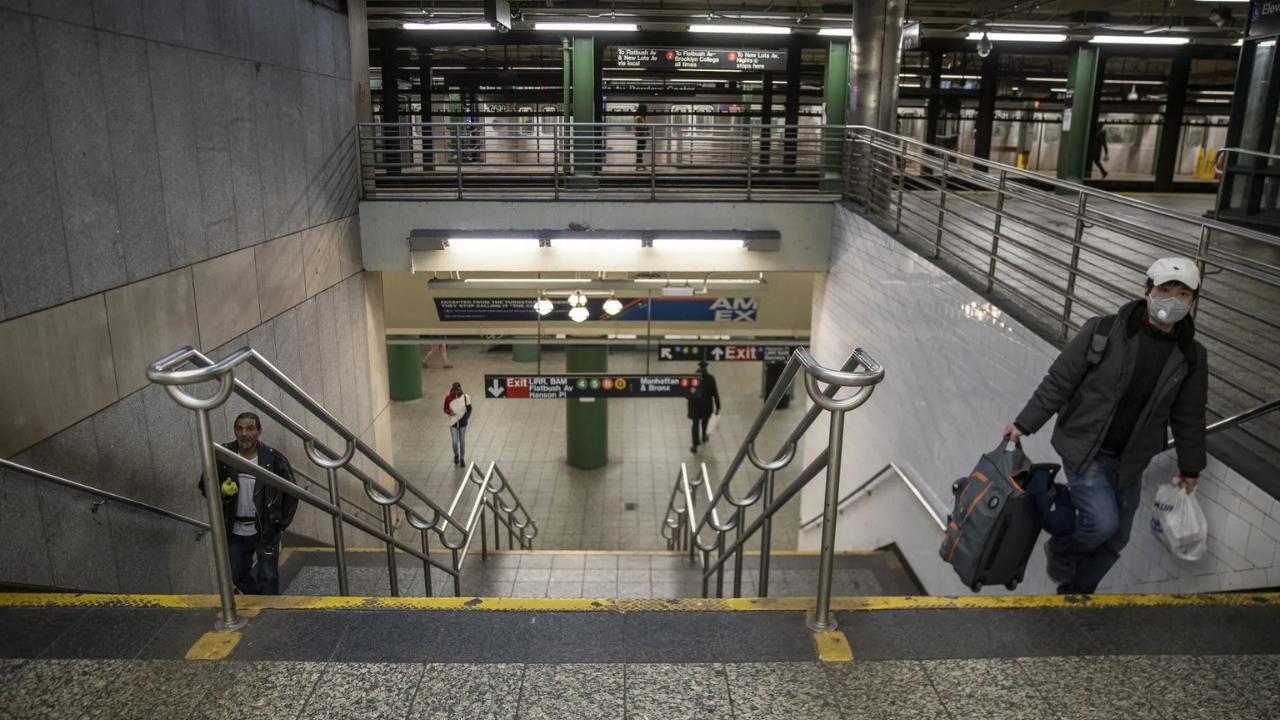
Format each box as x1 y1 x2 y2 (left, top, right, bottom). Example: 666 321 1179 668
197 412 299 595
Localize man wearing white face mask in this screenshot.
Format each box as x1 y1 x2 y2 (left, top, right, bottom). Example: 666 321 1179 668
1003 257 1208 594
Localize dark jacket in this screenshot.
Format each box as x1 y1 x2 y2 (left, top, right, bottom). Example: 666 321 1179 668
687 371 722 420
197 441 299 537
1015 299 1208 483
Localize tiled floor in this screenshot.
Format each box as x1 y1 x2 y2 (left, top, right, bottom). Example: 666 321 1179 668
4 655 1280 720
279 550 915 599
390 346 809 551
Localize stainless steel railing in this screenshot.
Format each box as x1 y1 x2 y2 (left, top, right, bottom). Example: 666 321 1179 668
0 458 210 535
843 126 1280 466
798 463 947 534
660 347 884 631
146 345 536 630
359 121 838 201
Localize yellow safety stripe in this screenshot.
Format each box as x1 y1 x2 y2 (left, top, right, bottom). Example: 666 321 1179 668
1 591 1277 612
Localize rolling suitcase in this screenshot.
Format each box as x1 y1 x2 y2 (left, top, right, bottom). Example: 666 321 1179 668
940 439 1040 592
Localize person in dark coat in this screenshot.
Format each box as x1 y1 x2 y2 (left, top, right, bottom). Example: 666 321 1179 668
687 360 721 453
197 412 298 595
1091 122 1110 178
1004 257 1207 595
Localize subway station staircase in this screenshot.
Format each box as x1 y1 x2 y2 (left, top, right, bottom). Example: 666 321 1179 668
5 342 1280 717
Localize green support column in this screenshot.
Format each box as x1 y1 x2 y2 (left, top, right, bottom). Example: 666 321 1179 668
566 345 608 469
822 40 850 191
571 35 597 184
512 344 540 363
387 336 423 401
1056 45 1100 187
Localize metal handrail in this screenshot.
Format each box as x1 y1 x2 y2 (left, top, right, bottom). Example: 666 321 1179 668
0 458 210 533
145 345 536 630
359 120 839 201
798 463 947 533
844 126 1280 464
659 345 885 631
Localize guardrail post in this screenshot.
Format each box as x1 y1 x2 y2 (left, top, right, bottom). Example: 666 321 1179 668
746 126 754 201
479 505 488 560
196 409 246 631
382 505 399 596
808 408 848 632
894 138 906 233
934 154 950 258
454 125 463 199
987 169 1008 292
326 467 350 596
421 528 433 597
1192 225 1212 319
451 547 461 596
732 507 745 598
868 143 881 216
553 124 560 199
759 464 776 598
1061 192 1088 340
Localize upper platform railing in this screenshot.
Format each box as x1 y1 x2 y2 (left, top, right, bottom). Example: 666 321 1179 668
358 120 840 201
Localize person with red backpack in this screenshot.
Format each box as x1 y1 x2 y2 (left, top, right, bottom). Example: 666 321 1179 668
1004 258 1208 594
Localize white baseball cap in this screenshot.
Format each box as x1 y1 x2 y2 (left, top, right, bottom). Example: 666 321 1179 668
1147 257 1200 291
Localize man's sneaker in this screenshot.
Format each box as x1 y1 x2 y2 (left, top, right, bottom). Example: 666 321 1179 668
1044 540 1074 586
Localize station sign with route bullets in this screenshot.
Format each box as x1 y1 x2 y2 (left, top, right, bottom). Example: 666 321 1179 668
658 343 802 363
484 374 702 399
615 47 787 72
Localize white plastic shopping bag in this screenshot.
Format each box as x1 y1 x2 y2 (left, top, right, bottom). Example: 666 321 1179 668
706 413 721 437
1150 479 1208 562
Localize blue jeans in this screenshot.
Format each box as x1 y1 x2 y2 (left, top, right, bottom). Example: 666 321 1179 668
1046 453 1142 594
227 530 281 595
450 425 467 462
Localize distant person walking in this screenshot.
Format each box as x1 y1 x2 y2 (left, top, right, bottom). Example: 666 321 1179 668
197 412 298 595
1091 122 1110 179
422 343 451 369
687 360 721 453
634 104 651 168
444 382 472 466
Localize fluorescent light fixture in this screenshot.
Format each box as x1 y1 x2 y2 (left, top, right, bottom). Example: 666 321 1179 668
535 22 638 31
462 277 590 283
1051 87 1068 92
551 238 643 250
1197 98 1232 103
965 32 1067 42
1198 90 1234 95
1026 77 1067 82
990 22 1070 29
403 21 494 30
689 24 791 34
1090 35 1190 45
651 239 746 251
448 238 540 251
819 28 853 36
1104 79 1163 84
941 74 979 80
1194 0 1248 3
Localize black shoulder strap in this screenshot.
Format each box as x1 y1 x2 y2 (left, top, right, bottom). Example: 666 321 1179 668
1086 315 1117 366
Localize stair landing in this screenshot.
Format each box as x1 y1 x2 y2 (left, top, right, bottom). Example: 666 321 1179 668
279 548 924 599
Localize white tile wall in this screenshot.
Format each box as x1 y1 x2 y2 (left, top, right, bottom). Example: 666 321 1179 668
799 206 1280 595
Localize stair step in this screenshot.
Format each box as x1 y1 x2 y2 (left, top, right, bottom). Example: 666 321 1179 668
279 548 924 598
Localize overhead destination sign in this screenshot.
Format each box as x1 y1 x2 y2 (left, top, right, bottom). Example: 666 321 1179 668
659 344 800 363
616 47 787 72
1250 0 1280 37
485 374 702 399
